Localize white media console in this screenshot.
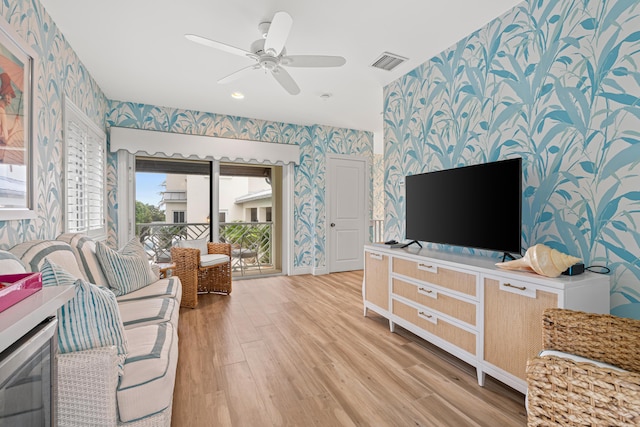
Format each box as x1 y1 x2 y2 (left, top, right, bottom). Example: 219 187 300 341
362 244 610 394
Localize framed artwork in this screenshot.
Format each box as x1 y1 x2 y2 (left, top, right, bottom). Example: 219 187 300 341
0 18 35 220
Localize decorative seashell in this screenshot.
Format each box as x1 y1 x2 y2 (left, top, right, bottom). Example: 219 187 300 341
495 244 581 278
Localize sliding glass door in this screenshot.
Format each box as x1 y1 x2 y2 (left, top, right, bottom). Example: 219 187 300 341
134 157 282 277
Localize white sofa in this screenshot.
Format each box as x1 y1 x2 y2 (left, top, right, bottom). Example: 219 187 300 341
6 234 182 426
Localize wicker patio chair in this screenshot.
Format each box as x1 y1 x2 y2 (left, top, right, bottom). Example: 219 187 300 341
171 242 232 308
526 308 640 426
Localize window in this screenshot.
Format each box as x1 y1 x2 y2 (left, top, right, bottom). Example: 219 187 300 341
250 208 258 222
219 211 227 223
64 99 106 239
173 211 185 223
266 207 272 222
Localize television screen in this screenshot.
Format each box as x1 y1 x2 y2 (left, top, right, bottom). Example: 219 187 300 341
405 158 522 254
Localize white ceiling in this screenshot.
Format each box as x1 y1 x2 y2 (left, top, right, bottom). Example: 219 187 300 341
39 0 521 153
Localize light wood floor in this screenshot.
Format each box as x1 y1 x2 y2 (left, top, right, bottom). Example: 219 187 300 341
172 271 527 426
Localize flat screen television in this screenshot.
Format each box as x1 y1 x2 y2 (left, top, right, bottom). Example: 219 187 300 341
405 157 522 254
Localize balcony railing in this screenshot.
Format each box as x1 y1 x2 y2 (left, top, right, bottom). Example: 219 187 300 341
136 221 273 276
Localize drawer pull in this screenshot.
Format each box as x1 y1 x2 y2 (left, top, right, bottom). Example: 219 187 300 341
418 287 433 293
417 262 437 273
504 283 526 291
369 253 383 260
419 311 433 318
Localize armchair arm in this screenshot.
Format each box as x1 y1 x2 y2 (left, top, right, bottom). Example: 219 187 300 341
56 346 119 426
527 355 640 426
170 246 199 308
207 242 231 257
171 246 201 270
542 308 640 372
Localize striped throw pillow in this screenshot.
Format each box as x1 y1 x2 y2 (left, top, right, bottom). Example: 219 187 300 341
96 239 157 296
40 259 128 367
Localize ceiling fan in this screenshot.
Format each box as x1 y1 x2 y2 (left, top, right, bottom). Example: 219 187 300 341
185 11 346 95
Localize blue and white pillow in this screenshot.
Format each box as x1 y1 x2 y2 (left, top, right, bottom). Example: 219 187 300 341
40 259 128 367
96 239 157 296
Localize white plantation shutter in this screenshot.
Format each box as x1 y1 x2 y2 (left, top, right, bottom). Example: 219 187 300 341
64 99 106 239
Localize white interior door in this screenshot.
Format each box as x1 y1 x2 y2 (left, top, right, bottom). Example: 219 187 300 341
328 155 367 272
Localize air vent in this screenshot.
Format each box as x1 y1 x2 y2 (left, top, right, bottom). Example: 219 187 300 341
370 52 408 71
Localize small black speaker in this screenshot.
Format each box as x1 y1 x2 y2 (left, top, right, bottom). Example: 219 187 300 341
562 262 585 276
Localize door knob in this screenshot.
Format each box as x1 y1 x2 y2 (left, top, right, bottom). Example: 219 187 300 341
330 223 336 227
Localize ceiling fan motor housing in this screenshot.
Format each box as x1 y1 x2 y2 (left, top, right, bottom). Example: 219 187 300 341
259 56 279 71
250 39 266 55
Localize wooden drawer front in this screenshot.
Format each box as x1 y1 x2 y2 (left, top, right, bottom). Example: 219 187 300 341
392 299 476 355
393 257 477 297
392 279 476 326
365 251 389 310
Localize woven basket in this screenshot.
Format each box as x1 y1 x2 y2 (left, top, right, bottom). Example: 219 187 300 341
171 242 232 308
526 308 640 426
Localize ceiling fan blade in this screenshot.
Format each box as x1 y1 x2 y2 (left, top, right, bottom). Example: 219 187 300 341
185 34 255 59
218 64 259 84
271 67 300 95
284 55 347 68
263 11 292 56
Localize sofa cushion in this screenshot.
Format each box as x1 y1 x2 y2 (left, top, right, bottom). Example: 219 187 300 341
0 250 26 274
56 233 109 287
10 240 86 280
200 253 230 267
96 239 157 296
40 259 128 365
115 277 182 305
118 297 179 330
117 322 178 423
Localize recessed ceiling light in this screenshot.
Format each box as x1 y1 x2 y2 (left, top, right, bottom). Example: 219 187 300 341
231 92 245 99
320 93 332 100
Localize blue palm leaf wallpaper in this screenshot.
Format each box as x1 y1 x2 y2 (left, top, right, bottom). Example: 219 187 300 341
384 0 640 316
0 0 108 247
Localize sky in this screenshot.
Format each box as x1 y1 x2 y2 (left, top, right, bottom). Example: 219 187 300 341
136 172 165 207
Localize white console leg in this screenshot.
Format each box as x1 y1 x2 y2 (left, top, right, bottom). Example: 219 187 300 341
363 306 368 317
389 321 395 333
477 369 485 387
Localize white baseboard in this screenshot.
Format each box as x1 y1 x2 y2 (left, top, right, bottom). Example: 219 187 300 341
292 266 312 276
312 266 328 276
291 266 330 276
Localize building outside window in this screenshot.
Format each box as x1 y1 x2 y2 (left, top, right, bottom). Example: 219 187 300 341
173 211 185 223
